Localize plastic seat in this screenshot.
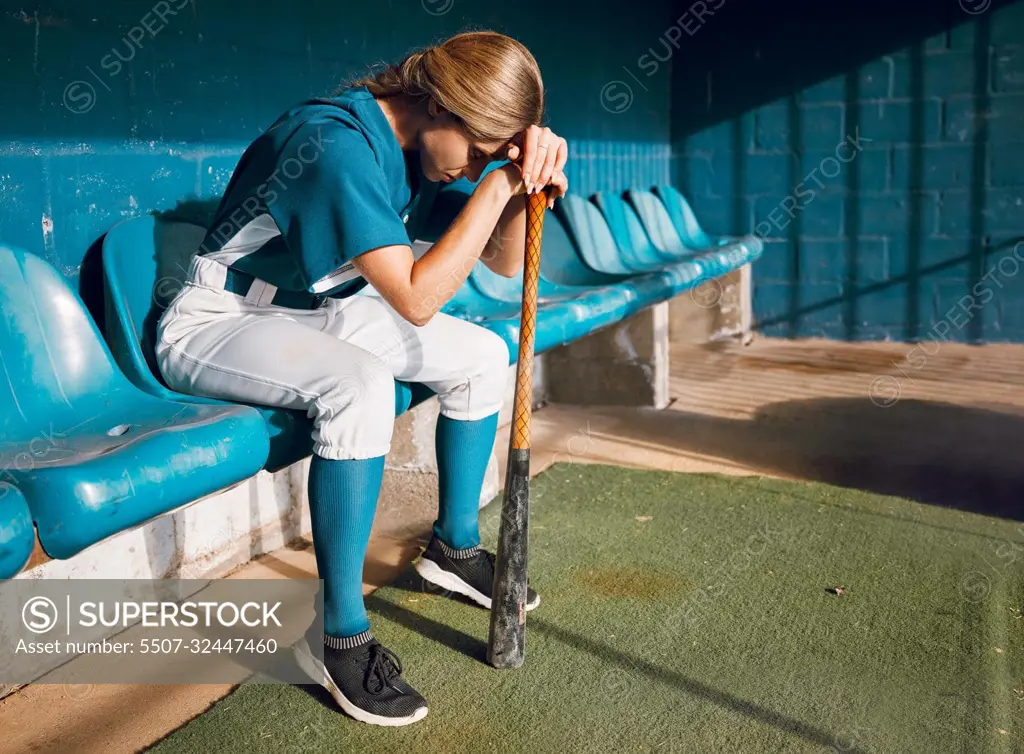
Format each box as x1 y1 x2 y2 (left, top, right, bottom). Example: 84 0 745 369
557 194 763 303
625 189 701 255
442 267 628 358
629 188 765 262
0 245 269 559
652 185 715 249
557 195 640 276
0 483 35 579
101 217 433 472
444 204 763 356
593 192 683 270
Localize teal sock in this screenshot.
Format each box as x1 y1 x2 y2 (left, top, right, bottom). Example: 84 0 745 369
433 411 499 550
307 454 384 638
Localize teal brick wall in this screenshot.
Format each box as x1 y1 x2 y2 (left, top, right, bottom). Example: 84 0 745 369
1 0 673 285
671 0 1024 343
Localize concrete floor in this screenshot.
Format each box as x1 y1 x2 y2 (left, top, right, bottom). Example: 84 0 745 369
2 336 1022 754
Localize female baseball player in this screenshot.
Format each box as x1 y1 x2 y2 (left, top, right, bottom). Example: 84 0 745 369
155 31 568 726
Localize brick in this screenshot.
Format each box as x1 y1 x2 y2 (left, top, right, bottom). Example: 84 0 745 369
924 32 950 53
949 18 979 51
993 46 1024 93
801 146 889 192
799 240 846 285
891 145 976 190
940 188 1024 235
752 281 794 320
754 104 844 151
989 144 1024 187
843 238 890 283
992 2 1024 46
799 77 845 104
794 283 845 337
687 192 739 237
679 119 738 155
981 250 1024 294
856 193 939 237
799 58 895 103
888 237 975 280
752 195 844 238
676 153 714 197
890 50 979 98
745 153 797 195
997 298 1024 336
944 94 1024 143
677 152 787 198
754 241 794 282
928 273 994 341
844 281 912 325
857 100 942 144
854 324 900 341
753 281 844 336
800 195 846 237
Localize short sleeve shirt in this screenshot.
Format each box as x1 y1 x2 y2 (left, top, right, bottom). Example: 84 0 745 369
197 86 446 299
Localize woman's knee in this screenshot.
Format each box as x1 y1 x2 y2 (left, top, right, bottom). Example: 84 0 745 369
312 362 396 459
439 328 510 420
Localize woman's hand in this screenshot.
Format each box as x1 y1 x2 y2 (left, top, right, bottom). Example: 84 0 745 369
506 125 568 207
544 169 568 210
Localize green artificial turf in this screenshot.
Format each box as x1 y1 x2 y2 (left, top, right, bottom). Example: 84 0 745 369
149 464 1024 754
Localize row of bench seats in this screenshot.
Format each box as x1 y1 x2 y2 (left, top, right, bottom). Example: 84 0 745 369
0 185 762 578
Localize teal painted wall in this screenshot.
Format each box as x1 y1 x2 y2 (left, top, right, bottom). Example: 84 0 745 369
1 0 673 282
672 0 1024 343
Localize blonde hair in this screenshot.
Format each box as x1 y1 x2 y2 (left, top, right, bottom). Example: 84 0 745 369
348 31 545 142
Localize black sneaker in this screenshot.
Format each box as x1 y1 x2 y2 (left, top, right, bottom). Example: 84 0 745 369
414 535 541 611
292 628 428 727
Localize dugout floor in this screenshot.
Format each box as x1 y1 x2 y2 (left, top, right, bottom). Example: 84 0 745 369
1 336 1022 754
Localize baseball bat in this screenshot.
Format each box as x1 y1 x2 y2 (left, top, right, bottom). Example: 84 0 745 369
486 186 548 670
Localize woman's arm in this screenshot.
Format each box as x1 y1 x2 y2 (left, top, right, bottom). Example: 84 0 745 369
351 163 522 326
480 126 569 277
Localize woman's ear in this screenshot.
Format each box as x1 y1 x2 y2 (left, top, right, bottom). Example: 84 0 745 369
427 98 444 119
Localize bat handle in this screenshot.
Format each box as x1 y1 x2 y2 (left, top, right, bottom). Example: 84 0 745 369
509 188 547 452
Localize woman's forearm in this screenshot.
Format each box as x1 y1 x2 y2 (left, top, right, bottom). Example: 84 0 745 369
480 194 527 277
406 169 517 322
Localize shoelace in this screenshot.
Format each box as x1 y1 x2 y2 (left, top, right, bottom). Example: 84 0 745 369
364 644 403 695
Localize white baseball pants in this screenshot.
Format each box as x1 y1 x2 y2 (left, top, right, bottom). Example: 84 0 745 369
155 255 510 460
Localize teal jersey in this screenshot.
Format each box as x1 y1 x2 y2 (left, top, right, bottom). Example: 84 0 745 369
198 86 454 299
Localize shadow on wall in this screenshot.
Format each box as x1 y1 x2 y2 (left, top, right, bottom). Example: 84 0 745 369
671 0 1024 344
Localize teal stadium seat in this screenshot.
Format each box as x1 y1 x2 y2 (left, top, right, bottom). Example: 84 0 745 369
625 189 702 256
0 245 269 561
652 185 715 249
0 483 35 579
592 191 683 270
101 216 434 472
627 187 765 263
555 194 763 301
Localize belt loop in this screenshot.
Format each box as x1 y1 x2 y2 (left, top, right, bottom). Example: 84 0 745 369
257 282 278 306
244 279 267 305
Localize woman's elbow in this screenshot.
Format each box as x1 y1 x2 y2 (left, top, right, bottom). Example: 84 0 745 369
395 298 436 327
492 259 524 278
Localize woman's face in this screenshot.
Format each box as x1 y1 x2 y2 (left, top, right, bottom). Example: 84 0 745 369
419 111 507 185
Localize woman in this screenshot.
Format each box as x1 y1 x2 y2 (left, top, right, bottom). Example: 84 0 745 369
155 31 568 726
